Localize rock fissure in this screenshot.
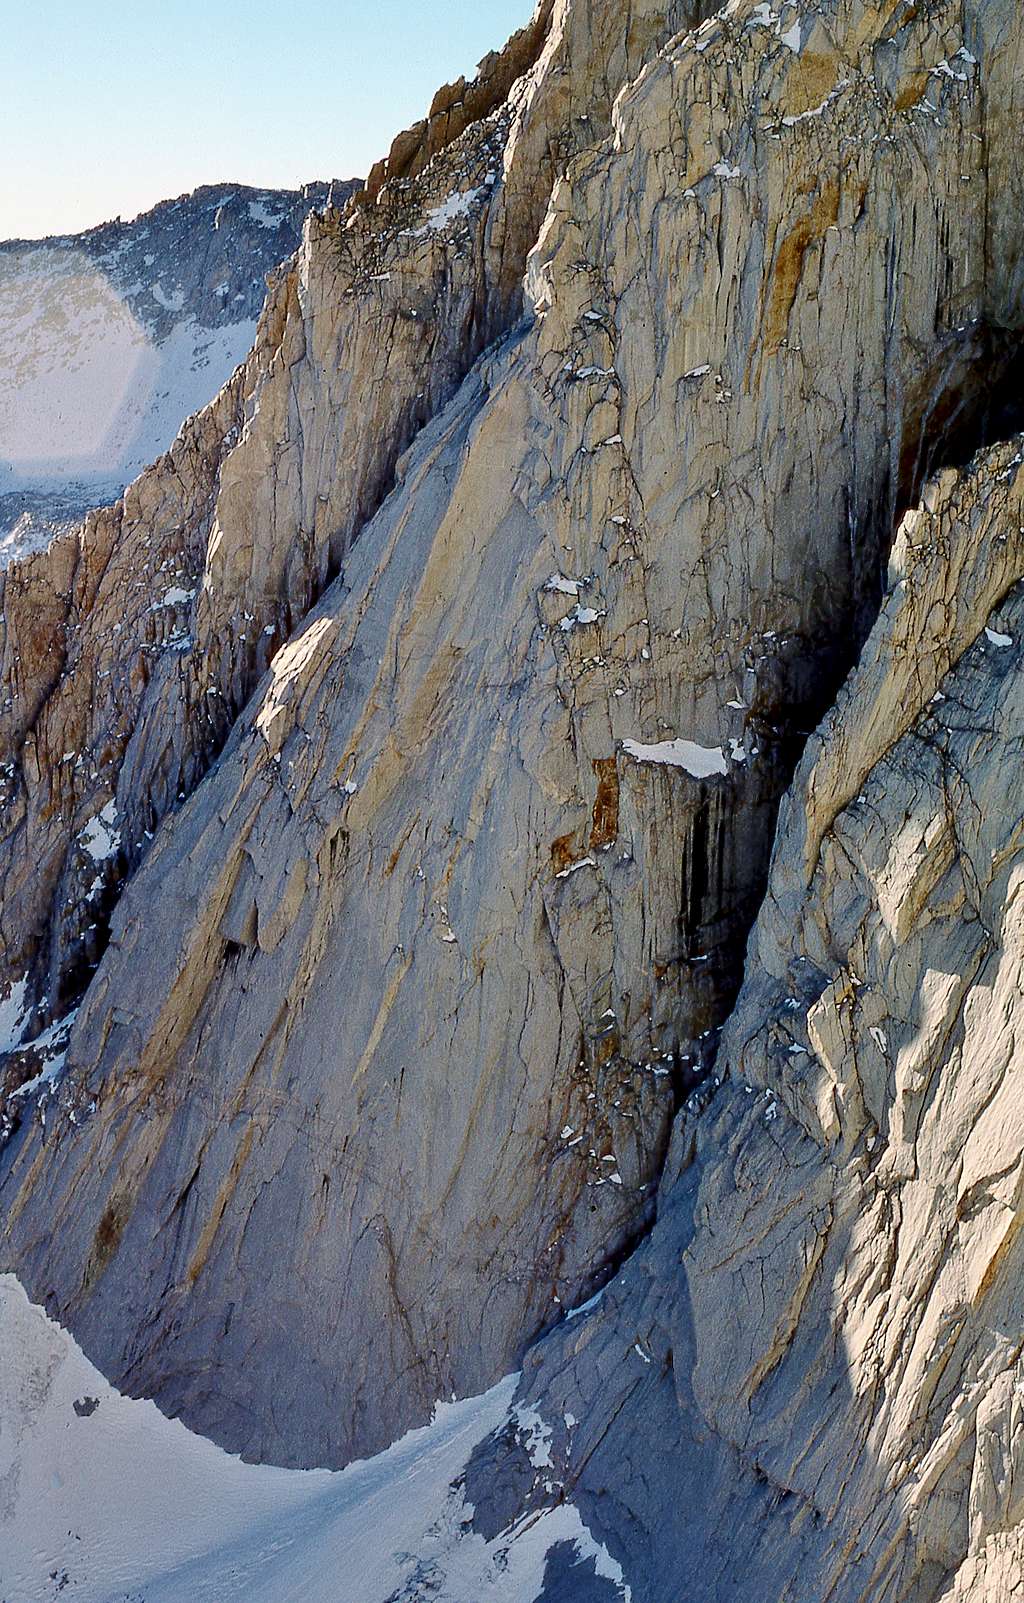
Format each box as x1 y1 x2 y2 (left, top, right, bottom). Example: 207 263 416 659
4 3 1024 1597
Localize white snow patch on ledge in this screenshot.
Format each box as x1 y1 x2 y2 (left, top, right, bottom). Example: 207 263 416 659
985 627 1013 647
0 976 29 1053
7 1007 79 1100
0 1276 632 1603
404 186 487 238
78 800 120 862
559 602 605 632
248 198 287 229
555 855 595 880
515 1403 554 1469
149 584 196 611
622 737 729 778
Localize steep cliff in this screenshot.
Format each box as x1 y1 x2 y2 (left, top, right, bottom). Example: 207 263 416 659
3 0 1024 1594
461 429 1024 1603
0 0 708 1075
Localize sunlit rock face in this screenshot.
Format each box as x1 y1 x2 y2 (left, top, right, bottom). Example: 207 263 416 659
0 181 357 558
4 0 1024 1593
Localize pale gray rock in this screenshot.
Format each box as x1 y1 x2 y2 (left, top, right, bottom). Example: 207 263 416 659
1 8 1024 1569
462 435 1024 1600
0 0 708 1060
0 0 1019 1474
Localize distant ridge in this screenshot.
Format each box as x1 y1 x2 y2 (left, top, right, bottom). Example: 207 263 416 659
0 178 359 559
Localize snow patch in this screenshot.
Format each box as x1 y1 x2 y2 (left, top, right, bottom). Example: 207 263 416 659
0 246 256 510
0 511 64 567
514 1404 554 1470
0 1277 632 1603
248 199 287 229
565 1287 606 1322
7 1008 79 1099
152 283 185 311
555 856 595 880
559 603 605 632
78 800 119 862
0 976 29 1053
622 737 729 779
404 186 487 238
150 584 196 610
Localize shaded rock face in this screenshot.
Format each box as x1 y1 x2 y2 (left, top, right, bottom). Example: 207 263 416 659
0 18 1022 1598
467 433 1024 1603
0 181 357 548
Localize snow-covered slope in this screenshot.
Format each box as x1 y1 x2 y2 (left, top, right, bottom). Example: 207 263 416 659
0 181 357 559
0 1276 628 1603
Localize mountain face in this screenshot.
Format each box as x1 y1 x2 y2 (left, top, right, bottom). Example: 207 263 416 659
3 1 1024 1599
0 180 357 559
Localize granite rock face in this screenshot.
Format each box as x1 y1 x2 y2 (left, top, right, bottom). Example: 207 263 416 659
1 7 1024 1594
464 432 1024 1603
0 0 710 1073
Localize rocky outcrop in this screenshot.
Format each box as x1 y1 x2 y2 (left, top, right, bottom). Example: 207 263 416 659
1 0 1024 1563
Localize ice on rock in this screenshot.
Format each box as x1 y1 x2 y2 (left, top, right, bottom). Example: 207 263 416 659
78 800 120 863
622 737 729 779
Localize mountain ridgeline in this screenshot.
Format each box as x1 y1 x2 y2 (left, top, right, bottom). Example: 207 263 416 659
0 178 358 554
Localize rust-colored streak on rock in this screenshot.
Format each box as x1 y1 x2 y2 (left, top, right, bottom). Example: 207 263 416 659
765 181 840 353
589 756 620 850
551 832 581 874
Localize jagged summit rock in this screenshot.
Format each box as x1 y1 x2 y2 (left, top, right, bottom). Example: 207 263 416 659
0 178 358 554
2 0 1024 1597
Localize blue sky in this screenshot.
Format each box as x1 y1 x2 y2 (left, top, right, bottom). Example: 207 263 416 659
1 0 535 239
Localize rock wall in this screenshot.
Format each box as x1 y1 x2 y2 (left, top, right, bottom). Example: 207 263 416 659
0 0 706 1062
464 430 1024 1603
1 18 1024 1594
